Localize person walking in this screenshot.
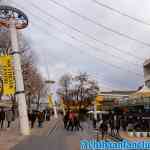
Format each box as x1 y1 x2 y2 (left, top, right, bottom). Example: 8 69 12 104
67 111 75 131
74 113 83 131
63 112 69 129
37 111 44 128
100 120 108 140
46 110 50 121
121 117 127 131
109 117 115 136
30 111 37 128
0 108 5 128
116 117 121 136
6 110 13 128
93 118 97 129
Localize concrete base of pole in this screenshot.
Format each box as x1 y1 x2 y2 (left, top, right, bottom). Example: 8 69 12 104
17 94 30 135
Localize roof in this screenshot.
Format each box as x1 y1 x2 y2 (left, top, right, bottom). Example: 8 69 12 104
131 86 150 97
144 59 150 67
100 90 136 96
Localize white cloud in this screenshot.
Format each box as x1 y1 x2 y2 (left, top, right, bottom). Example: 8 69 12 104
10 0 150 90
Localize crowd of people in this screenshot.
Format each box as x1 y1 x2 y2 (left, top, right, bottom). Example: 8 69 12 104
0 108 16 129
97 115 121 140
63 111 83 131
28 109 52 128
93 112 150 140
0 107 53 130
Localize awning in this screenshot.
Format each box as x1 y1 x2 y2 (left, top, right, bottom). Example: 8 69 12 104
87 110 109 114
130 86 150 98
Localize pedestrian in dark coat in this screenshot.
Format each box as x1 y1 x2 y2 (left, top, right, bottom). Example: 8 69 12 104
37 111 44 128
74 113 83 131
93 118 97 129
31 111 37 128
46 111 50 121
0 108 5 128
63 112 69 129
116 118 121 136
6 110 13 128
109 119 115 136
100 121 108 140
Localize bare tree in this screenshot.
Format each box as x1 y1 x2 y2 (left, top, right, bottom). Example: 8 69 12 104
21 47 46 110
59 74 72 101
58 72 99 110
0 28 46 110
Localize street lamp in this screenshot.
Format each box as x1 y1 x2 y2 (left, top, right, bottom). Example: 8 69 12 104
0 5 30 135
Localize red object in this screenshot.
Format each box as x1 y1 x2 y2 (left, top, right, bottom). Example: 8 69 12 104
69 112 75 120
123 107 128 112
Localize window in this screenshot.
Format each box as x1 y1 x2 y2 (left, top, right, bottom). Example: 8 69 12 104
146 80 150 88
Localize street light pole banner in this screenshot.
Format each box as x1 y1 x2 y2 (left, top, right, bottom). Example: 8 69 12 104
96 95 104 105
48 95 53 108
95 95 104 111
0 56 15 95
60 99 64 109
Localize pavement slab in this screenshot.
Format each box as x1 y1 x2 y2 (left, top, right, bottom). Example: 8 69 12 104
0 116 59 150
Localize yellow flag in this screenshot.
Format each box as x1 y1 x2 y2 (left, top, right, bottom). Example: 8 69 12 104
0 56 15 95
48 95 53 108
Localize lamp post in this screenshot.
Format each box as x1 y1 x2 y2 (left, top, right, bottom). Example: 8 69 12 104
94 101 97 120
0 6 30 135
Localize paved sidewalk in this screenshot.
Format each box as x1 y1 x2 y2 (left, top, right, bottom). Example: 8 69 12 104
0 116 60 150
12 120 94 150
31 116 59 136
0 119 24 150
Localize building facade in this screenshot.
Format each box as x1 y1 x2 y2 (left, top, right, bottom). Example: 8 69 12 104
98 90 136 110
144 59 150 88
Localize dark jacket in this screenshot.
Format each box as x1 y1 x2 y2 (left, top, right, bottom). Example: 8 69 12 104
0 110 5 120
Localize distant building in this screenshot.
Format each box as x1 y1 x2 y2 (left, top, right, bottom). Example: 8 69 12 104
144 59 150 88
98 90 136 110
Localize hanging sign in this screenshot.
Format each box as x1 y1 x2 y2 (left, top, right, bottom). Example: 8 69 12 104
0 56 15 95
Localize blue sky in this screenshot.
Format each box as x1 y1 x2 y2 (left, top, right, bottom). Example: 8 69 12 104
6 0 150 90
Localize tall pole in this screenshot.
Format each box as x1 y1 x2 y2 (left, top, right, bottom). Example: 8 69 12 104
50 83 58 119
62 101 66 116
9 18 30 135
53 101 58 118
44 53 58 119
94 101 97 120
45 81 58 119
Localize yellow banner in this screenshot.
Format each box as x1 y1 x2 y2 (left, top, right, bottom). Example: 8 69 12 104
60 99 64 108
48 95 53 108
96 95 104 105
0 56 15 95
